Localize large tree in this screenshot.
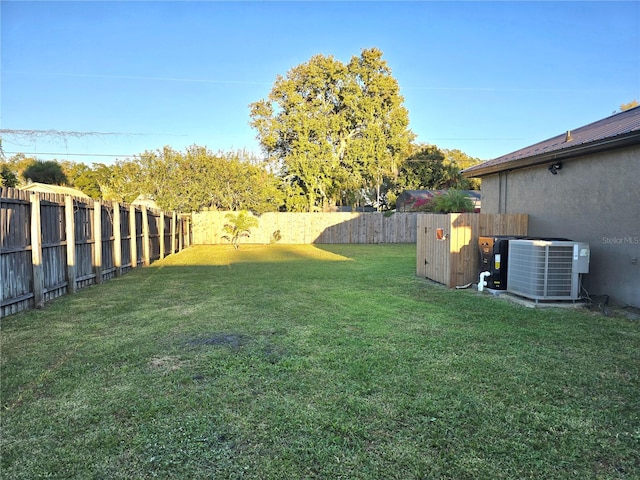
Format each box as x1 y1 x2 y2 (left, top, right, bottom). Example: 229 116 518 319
136 146 283 213
250 48 413 211
22 160 67 185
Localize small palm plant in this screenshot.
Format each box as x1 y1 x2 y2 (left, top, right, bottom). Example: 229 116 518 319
222 210 259 250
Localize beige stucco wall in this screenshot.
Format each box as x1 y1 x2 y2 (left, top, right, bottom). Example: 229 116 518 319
479 144 640 307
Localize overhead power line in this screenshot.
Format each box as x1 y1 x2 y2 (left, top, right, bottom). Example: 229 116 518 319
4 151 136 158
0 129 185 138
0 130 186 156
6 71 271 86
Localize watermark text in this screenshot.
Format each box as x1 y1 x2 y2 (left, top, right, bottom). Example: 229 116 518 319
602 236 639 245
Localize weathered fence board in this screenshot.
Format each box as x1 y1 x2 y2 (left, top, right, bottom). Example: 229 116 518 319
145 208 160 263
75 199 96 289
135 208 144 267
162 212 172 258
0 187 190 318
1 190 33 315
41 198 67 303
118 204 132 272
416 213 528 288
191 211 420 245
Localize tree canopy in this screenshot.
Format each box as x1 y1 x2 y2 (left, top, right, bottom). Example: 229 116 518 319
60 161 103 199
2 142 482 212
1 163 18 187
1 148 283 214
250 48 414 211
135 146 283 213
381 144 481 208
22 160 68 185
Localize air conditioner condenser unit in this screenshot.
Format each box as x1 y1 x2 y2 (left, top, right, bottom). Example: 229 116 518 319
506 239 590 302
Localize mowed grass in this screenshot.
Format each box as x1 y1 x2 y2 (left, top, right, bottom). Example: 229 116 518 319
1 244 639 479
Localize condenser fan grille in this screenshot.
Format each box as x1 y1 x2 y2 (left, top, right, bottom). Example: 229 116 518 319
507 240 588 301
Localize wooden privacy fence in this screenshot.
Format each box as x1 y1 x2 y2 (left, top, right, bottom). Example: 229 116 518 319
1 187 191 318
416 213 528 288
192 211 420 245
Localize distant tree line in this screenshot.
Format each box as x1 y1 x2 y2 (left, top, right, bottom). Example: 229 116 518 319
0 147 285 214
0 142 479 213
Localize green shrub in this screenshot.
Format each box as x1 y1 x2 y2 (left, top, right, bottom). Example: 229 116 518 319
431 189 475 213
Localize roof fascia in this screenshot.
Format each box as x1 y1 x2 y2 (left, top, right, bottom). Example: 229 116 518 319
463 130 640 178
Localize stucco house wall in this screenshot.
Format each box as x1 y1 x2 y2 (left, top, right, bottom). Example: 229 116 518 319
479 144 640 306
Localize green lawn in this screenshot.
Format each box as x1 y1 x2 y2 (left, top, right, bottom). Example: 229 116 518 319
1 244 638 479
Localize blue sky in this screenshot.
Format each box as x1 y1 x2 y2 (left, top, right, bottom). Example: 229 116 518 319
1 1 639 165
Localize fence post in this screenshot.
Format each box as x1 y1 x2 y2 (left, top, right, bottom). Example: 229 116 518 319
171 211 177 254
29 193 45 309
93 201 103 284
113 202 122 276
158 210 165 260
141 206 150 266
129 204 137 269
65 195 77 294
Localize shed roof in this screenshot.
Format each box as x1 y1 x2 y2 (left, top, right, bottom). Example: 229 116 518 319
463 106 640 178
19 182 90 198
132 194 160 210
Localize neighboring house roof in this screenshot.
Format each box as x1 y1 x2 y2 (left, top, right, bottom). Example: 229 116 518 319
463 106 640 178
132 194 160 210
19 182 90 198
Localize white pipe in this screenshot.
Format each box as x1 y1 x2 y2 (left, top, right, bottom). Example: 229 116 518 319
478 271 491 292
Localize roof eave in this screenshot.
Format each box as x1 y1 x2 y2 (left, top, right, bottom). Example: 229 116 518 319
462 130 640 178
